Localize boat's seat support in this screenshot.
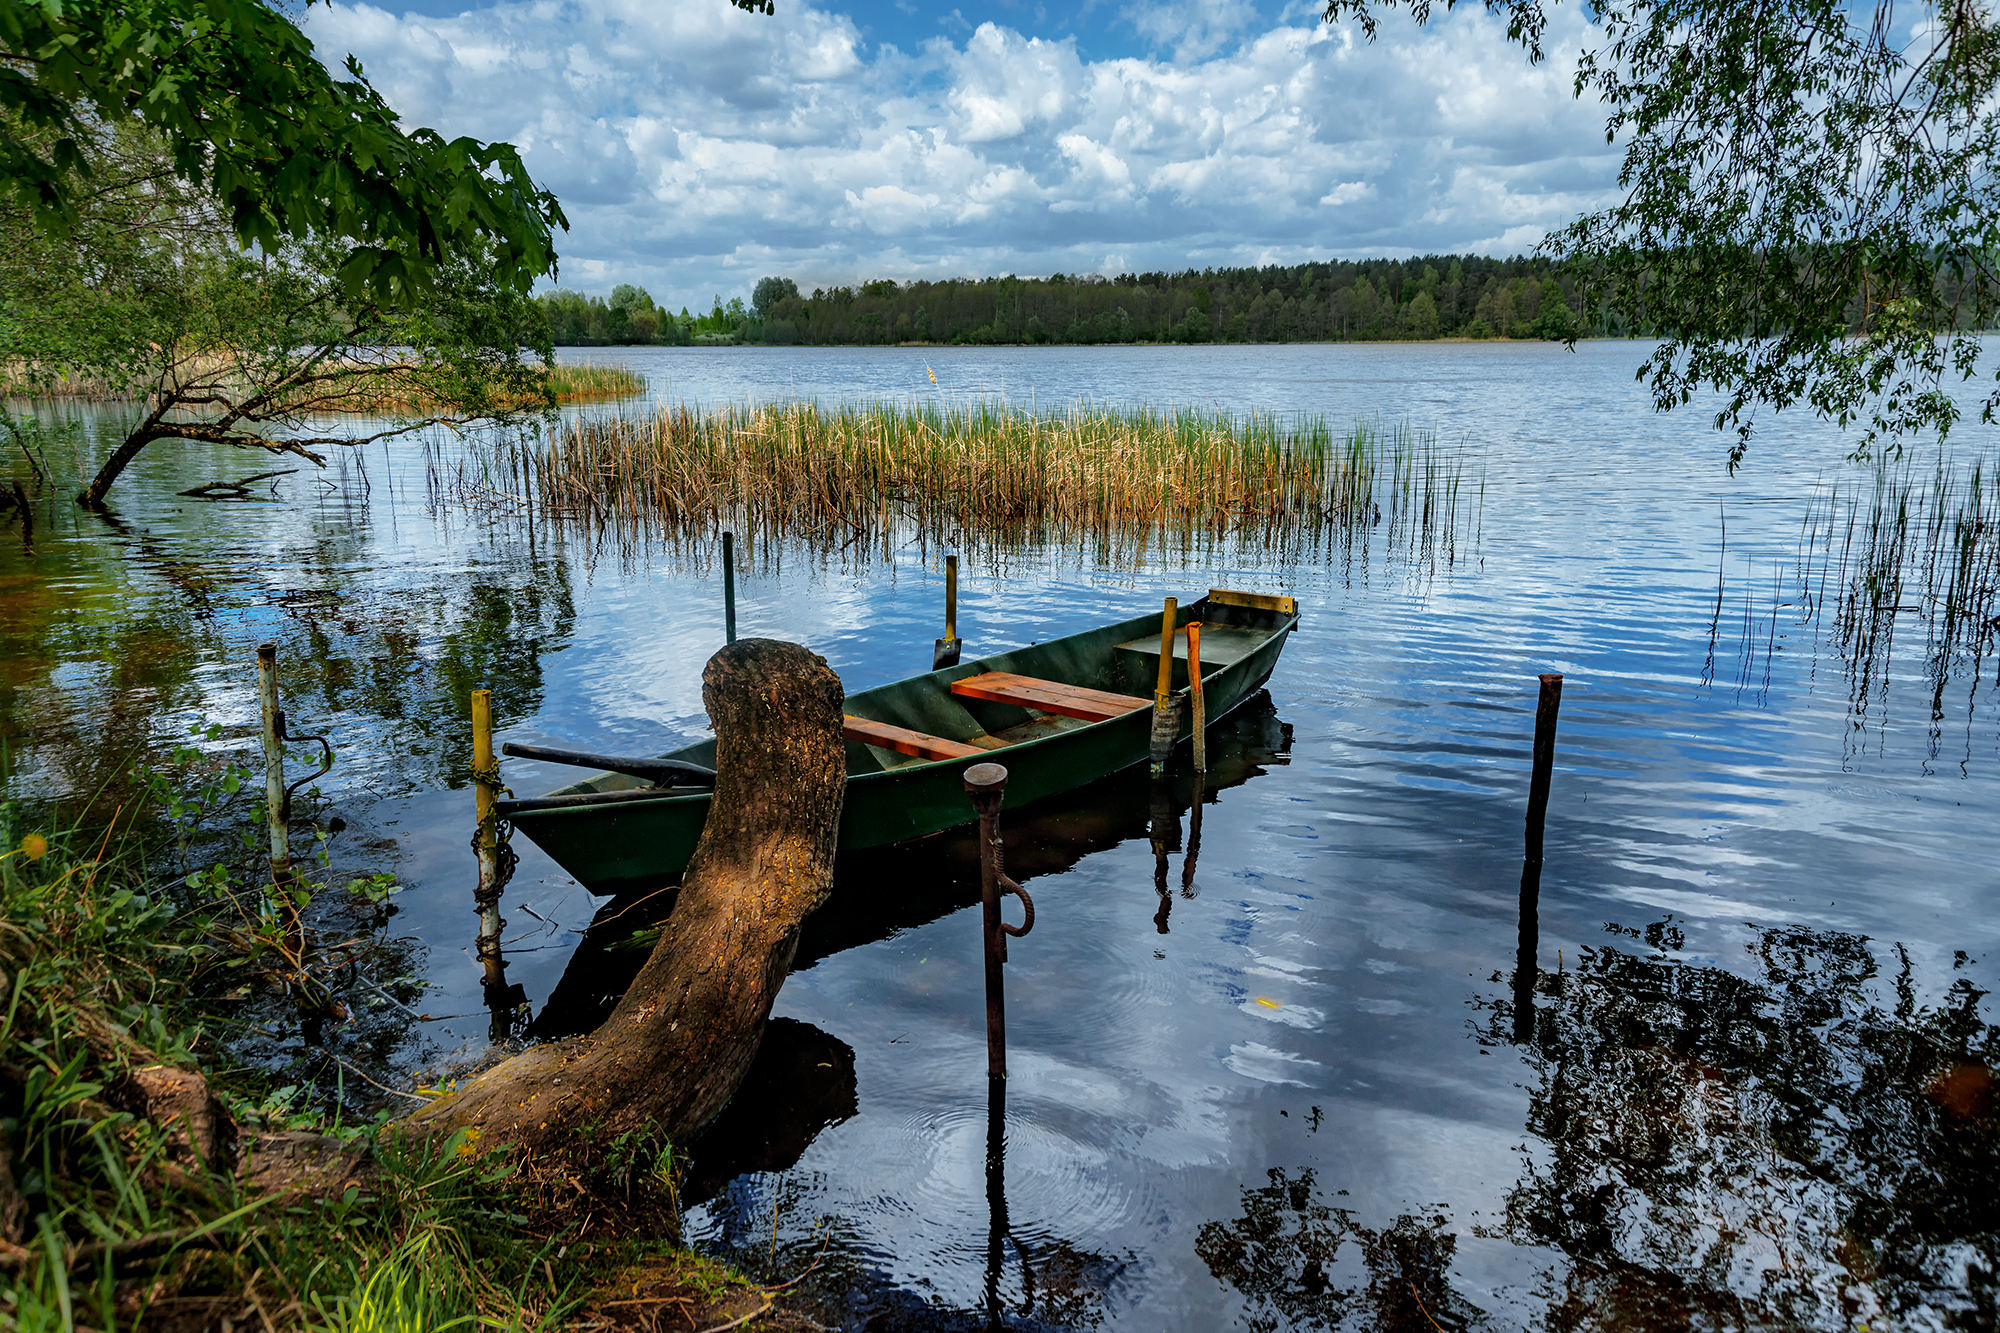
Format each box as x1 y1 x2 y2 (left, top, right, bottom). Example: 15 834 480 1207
949 671 1150 722
843 715 989 761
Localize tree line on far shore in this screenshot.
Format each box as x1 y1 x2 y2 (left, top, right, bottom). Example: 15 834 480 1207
536 255 1606 348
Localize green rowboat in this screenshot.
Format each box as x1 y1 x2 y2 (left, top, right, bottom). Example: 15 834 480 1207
498 589 1298 895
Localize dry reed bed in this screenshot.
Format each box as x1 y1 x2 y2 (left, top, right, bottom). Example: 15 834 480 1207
499 400 1477 561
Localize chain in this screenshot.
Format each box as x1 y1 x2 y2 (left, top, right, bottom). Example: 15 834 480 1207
470 760 517 924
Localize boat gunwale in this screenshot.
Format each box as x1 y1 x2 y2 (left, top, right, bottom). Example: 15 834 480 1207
504 596 1297 822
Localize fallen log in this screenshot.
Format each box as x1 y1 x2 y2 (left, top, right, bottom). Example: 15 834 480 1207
406 638 847 1156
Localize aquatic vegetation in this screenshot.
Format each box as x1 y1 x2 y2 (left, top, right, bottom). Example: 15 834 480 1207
1791 449 2000 739
472 399 1480 570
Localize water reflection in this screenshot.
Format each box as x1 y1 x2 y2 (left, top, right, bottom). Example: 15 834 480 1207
526 692 1293 1039
1196 1170 1479 1333
1491 917 1999 1329
1204 916 1999 1331
680 1018 859 1208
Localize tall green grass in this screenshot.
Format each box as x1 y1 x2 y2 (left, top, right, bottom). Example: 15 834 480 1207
0 801 586 1331
463 399 1480 571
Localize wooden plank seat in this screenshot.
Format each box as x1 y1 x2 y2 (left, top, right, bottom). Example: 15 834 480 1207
843 715 989 762
949 671 1150 723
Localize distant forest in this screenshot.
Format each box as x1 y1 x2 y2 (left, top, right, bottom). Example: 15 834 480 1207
538 255 1622 348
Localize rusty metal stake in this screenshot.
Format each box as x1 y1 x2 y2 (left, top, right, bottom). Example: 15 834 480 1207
255 644 290 884
1516 673 1563 1044
965 762 1034 1079
934 553 962 670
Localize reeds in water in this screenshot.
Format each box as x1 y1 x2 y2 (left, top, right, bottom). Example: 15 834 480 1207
1794 449 2000 716
475 399 1479 569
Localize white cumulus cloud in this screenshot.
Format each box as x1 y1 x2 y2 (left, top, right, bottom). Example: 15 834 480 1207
303 0 1620 308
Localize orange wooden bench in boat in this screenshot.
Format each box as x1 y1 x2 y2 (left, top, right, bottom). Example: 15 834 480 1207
949 671 1150 723
843 715 989 762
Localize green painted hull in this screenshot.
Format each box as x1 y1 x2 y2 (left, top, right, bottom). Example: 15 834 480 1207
505 593 1298 895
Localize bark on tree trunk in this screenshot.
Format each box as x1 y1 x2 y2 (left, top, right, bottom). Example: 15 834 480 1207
77 426 162 509
406 638 847 1155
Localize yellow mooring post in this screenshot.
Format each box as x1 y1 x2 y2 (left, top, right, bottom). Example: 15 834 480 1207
255 643 290 884
470 688 507 997
1148 597 1180 777
1187 621 1206 774
934 553 962 670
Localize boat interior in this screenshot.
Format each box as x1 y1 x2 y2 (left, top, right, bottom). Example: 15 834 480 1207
839 588 1293 775
539 588 1295 796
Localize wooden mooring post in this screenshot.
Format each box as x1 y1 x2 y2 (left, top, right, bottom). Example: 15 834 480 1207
1187 620 1206 774
255 643 290 884
934 553 962 670
722 531 738 645
1515 672 1563 1044
1148 597 1180 777
471 688 510 1000
964 763 1034 1078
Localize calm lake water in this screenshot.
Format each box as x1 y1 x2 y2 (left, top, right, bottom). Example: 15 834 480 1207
2 341 1995 1330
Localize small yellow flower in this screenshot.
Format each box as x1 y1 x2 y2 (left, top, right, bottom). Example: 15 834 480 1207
19 833 47 861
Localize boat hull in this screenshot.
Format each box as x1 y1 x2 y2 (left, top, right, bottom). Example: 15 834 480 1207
505 594 1297 895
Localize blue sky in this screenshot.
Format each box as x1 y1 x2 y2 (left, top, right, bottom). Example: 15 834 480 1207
303 0 1620 311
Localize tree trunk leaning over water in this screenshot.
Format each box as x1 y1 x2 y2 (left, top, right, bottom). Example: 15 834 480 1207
407 638 846 1155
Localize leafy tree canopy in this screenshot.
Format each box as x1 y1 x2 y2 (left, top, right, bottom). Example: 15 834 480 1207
0 0 567 306
0 121 554 506
1323 0 2000 466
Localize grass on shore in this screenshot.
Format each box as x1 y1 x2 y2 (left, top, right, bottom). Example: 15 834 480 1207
472 399 1479 567
0 784 788 1332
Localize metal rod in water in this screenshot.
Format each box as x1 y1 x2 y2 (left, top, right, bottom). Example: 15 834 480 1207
1188 621 1206 774
471 688 507 997
965 762 1034 1079
722 531 737 645
255 643 289 884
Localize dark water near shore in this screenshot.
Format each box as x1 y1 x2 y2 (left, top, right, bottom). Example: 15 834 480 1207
2 341 1996 1329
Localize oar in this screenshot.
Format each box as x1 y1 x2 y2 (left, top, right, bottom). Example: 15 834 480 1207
500 742 718 788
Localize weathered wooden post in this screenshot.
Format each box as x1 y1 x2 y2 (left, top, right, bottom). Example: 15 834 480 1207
255 643 290 884
722 531 738 645
470 688 509 1000
1148 597 1180 777
1187 620 1206 774
964 762 1034 1079
1515 672 1563 1044
933 553 962 670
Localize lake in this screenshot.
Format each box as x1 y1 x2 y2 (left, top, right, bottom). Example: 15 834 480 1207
1 340 1994 1329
